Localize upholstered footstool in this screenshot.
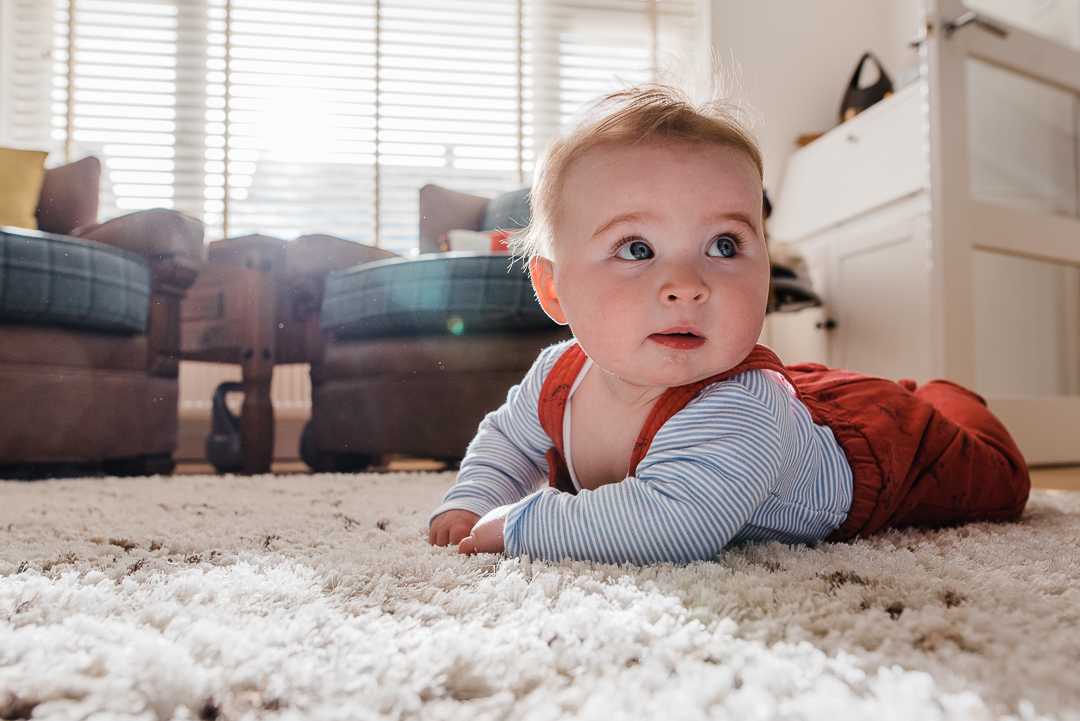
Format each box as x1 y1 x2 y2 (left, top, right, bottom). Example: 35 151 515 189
303 253 569 470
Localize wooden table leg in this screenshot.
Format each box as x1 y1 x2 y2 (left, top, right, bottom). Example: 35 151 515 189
241 372 273 474
183 234 390 474
237 240 281 475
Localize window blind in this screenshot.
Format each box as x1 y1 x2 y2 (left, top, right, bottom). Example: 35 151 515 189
2 0 706 253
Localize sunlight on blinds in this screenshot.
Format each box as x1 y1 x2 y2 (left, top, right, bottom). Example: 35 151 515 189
3 0 705 253
62 1 184 213
4 2 56 153
205 0 379 244
367 0 525 249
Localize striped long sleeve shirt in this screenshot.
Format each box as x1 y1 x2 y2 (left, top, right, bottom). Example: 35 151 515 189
431 340 853 565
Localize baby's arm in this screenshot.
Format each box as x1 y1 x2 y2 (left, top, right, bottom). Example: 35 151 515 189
428 342 569 546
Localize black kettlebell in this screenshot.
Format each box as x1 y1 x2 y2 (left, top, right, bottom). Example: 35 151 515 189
206 382 244 473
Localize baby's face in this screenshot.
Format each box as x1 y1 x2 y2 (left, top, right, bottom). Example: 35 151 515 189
540 140 770 389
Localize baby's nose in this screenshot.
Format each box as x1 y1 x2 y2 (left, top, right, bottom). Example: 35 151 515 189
660 264 709 303
665 288 706 302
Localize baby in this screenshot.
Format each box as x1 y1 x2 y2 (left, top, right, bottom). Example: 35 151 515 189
428 80 1030 565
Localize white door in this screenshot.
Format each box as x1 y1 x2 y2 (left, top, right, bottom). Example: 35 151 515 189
924 0 1080 464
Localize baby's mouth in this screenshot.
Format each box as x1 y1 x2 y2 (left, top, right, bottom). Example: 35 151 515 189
649 331 706 350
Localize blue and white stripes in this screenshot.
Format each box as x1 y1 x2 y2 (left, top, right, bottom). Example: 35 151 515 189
431 340 853 564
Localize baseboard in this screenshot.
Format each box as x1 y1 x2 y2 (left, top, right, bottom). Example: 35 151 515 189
177 409 310 462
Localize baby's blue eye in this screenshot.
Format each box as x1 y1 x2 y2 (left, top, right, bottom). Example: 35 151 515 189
707 236 738 258
616 240 654 260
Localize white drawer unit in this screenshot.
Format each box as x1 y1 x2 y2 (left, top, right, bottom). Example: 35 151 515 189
770 83 928 242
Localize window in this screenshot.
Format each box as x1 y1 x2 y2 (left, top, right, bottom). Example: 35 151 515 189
2 0 705 253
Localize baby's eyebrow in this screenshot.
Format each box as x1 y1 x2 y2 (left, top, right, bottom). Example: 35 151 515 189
709 211 762 234
590 211 653 240
590 209 763 240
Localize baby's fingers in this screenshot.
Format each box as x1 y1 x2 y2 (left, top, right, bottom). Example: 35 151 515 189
448 523 472 546
457 535 478 555
428 523 448 546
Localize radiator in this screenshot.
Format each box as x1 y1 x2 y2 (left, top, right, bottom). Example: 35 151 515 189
178 361 312 418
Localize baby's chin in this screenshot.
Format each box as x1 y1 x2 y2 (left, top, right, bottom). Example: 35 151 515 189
580 336 759 389
601 356 745 390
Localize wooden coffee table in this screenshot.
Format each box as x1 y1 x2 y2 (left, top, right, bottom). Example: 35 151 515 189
180 234 395 473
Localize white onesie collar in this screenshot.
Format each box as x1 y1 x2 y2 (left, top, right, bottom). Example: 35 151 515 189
561 356 593 492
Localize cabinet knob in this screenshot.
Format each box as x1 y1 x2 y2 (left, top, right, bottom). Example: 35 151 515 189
816 319 838 331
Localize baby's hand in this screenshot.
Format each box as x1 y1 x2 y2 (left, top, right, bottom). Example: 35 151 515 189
458 504 514 556
429 509 480 547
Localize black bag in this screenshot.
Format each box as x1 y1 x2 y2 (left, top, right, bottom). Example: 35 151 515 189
840 52 893 123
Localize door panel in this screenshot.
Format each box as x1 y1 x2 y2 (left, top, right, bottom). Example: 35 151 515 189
973 250 1080 395
831 198 934 383
967 58 1079 217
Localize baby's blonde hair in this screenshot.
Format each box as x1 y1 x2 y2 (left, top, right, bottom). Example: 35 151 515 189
513 70 762 260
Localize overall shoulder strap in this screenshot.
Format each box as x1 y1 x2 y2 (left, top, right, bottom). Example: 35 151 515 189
536 343 795 487
627 345 796 476
537 342 589 493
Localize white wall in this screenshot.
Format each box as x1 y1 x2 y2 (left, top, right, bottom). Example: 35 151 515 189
710 0 922 197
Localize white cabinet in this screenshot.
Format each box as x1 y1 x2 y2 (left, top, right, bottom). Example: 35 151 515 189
768 43 1080 465
758 307 830 367
771 80 1080 393
769 84 934 382
792 195 934 382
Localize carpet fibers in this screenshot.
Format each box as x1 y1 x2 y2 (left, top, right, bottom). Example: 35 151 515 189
1 473 1078 721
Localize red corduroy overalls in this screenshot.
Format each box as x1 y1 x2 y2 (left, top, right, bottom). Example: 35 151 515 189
537 343 1030 541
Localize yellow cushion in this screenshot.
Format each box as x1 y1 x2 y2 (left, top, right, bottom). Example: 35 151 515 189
0 147 49 230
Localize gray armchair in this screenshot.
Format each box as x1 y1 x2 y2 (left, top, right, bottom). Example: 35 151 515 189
302 185 568 471
0 157 204 478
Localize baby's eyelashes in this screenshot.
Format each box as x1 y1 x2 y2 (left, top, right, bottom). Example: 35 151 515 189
612 233 746 261
615 239 654 260
706 235 741 258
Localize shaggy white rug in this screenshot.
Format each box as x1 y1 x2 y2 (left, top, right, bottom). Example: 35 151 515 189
1 473 1078 721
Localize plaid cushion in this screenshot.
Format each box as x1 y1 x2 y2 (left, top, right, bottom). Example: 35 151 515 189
0 229 150 334
321 254 557 338
480 188 530 232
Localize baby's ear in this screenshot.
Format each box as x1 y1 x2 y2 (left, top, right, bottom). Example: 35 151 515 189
528 256 568 325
